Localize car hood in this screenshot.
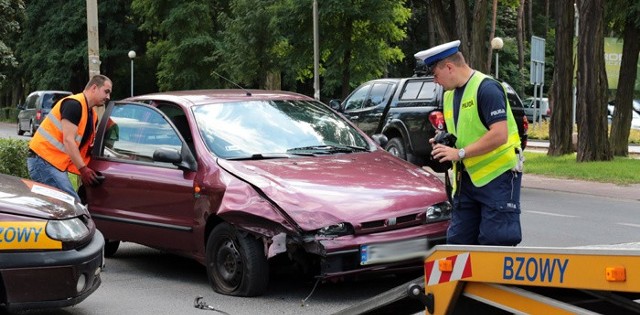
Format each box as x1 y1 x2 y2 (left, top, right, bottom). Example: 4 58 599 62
217 151 447 231
0 174 87 220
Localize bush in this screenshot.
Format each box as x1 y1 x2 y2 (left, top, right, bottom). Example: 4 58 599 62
0 107 20 122
0 138 29 178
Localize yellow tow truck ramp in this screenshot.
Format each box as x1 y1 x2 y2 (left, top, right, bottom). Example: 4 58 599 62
334 243 640 315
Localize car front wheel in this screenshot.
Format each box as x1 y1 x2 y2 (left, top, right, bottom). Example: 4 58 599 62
385 137 406 160
104 239 120 257
206 223 268 297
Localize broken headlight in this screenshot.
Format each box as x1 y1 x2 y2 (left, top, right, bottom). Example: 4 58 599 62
315 223 354 237
425 202 452 223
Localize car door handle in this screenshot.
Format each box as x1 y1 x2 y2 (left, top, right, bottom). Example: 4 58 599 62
371 113 383 117
348 116 359 120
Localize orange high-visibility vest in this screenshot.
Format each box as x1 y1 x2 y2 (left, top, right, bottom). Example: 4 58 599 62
29 93 97 175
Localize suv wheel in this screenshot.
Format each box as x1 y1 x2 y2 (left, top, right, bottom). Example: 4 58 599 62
29 120 36 136
17 120 25 136
206 223 268 296
385 137 406 160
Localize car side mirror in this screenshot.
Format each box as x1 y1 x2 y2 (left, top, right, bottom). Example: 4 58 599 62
17 103 25 110
329 99 342 112
371 134 388 148
153 148 182 164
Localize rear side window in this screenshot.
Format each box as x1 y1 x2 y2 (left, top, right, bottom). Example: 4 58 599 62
400 81 437 100
25 94 39 109
42 93 71 109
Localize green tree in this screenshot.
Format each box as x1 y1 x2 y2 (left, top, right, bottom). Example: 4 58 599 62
576 0 611 162
273 0 410 99
607 0 640 156
131 0 219 91
0 0 24 91
215 0 282 89
547 1 575 156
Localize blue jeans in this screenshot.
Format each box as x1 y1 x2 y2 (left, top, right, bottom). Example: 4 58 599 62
447 170 522 246
27 155 80 201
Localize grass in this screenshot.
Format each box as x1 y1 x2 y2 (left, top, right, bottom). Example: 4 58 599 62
523 151 640 185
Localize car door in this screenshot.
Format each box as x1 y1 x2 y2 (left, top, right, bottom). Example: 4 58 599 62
343 82 394 135
19 93 38 131
86 102 198 254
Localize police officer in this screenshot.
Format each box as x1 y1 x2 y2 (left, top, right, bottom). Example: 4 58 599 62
27 75 112 200
416 40 523 246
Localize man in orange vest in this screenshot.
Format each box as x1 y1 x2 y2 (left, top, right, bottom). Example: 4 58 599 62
27 75 112 200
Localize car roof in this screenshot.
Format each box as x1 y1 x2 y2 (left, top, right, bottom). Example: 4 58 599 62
28 90 72 96
127 89 314 106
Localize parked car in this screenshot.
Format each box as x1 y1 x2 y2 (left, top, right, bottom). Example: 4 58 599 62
608 102 640 129
17 90 72 136
0 174 103 312
81 89 451 297
329 76 528 172
523 97 550 122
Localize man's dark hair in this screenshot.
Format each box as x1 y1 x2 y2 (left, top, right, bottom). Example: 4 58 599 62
85 74 111 90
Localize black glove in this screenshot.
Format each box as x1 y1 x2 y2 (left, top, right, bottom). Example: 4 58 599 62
79 166 99 186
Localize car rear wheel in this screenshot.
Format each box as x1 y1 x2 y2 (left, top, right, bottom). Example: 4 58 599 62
17 120 25 136
104 239 120 257
385 137 406 160
206 223 268 296
29 120 36 136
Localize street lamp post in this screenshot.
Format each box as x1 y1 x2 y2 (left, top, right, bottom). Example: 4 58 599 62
128 50 136 97
491 37 504 80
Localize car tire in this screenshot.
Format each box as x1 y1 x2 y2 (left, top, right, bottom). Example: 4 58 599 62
206 223 268 297
17 120 25 136
29 120 36 137
104 239 120 257
385 137 407 160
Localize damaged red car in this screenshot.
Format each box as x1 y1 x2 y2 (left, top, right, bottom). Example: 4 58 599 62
82 89 450 297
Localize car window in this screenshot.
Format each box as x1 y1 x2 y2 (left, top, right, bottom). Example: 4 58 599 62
344 84 372 111
400 81 436 100
193 100 370 159
367 83 392 107
42 93 71 110
101 103 182 166
25 94 39 109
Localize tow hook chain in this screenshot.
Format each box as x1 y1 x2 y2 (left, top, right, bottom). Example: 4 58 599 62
194 296 231 314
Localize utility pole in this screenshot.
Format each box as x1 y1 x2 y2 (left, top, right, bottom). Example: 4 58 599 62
86 0 101 79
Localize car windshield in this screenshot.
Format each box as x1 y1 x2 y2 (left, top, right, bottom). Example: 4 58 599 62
192 100 370 159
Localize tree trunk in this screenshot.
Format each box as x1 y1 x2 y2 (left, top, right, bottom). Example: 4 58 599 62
527 0 533 39
609 15 640 156
454 0 470 56
576 0 612 162
548 1 575 156
430 0 454 43
469 0 488 72
340 21 353 99
487 0 498 72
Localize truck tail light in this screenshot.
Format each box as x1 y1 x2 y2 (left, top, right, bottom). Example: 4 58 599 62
428 111 446 131
36 109 42 121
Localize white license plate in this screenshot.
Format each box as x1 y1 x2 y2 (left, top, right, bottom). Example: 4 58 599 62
360 238 429 265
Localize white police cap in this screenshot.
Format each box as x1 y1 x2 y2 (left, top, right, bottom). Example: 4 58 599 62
414 40 461 67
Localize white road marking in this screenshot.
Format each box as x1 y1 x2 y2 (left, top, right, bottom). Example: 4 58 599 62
526 211 577 218
617 223 640 228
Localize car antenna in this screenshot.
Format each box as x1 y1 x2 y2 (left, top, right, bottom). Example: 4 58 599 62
211 70 252 96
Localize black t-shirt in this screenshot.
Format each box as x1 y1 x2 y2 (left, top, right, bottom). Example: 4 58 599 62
453 76 507 129
59 97 94 148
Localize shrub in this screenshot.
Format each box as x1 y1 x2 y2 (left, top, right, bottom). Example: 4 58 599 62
0 138 29 178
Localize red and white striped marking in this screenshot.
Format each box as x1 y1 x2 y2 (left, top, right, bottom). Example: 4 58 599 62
425 252 473 286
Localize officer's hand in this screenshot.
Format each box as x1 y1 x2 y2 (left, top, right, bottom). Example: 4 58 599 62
79 166 99 186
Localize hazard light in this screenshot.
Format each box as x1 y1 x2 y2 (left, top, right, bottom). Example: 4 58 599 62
605 266 626 282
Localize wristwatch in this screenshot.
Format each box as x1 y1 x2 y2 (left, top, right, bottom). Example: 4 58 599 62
457 148 466 160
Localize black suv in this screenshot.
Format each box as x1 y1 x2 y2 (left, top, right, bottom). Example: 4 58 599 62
330 76 528 172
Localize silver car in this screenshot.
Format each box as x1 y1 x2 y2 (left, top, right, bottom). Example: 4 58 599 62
17 90 72 136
